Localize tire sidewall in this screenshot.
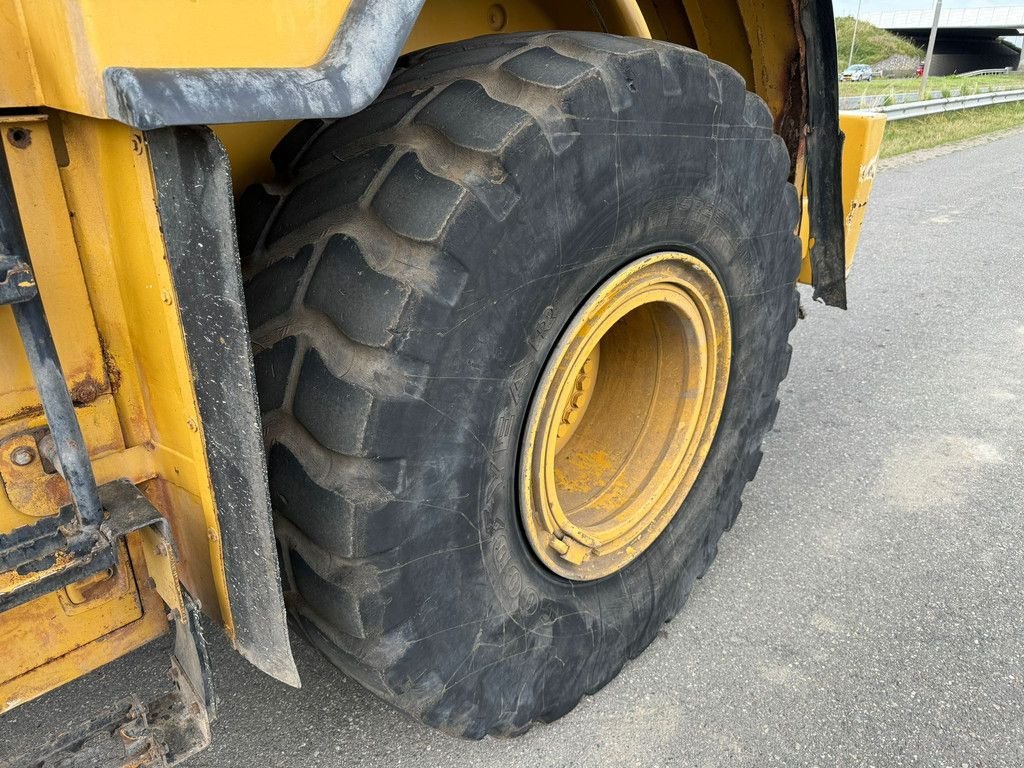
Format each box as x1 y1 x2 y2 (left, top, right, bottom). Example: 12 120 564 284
471 188 787 626
389 56 801 718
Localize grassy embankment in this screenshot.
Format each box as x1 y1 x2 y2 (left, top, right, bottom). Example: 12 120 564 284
879 101 1024 158
835 16 921 71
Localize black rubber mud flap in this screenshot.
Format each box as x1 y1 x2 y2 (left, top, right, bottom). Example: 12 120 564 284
800 0 848 308
242 32 801 737
147 127 299 687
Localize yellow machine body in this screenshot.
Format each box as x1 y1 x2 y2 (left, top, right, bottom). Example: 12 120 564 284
0 113 232 711
0 0 881 745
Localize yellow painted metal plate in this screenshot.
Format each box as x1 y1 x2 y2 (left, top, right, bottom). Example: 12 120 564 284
0 437 154 521
0 535 168 713
1 543 139 685
799 111 887 284
0 117 111 429
52 114 231 624
0 0 351 116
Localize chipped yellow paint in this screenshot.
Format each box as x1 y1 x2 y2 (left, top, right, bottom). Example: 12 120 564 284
138 526 187 623
799 111 887 283
0 535 168 713
52 113 232 627
0 117 110 431
520 253 731 581
0 113 231 713
0 436 155 519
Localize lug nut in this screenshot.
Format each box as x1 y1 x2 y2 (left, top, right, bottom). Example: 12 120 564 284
10 446 35 466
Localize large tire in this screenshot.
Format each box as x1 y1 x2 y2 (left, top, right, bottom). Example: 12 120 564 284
241 32 800 737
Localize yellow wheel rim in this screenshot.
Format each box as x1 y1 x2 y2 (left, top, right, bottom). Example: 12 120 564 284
519 252 732 581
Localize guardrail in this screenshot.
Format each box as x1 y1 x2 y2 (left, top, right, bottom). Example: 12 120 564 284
955 67 1014 78
873 88 1024 121
839 85 1015 110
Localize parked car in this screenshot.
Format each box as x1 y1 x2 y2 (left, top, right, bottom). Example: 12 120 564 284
842 64 875 81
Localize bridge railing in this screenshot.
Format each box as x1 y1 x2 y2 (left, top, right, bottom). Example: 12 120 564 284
863 6 1024 29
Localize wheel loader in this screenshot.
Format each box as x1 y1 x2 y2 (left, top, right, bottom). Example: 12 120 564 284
0 1 885 763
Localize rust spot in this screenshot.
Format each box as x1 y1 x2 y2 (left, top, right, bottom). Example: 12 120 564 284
72 570 118 603
98 333 123 395
6 127 31 149
71 377 103 405
779 48 807 180
1 403 45 425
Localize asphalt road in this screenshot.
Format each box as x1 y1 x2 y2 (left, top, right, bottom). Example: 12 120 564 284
5 129 1024 767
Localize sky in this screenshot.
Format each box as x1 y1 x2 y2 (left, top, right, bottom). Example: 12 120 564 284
833 0 1020 15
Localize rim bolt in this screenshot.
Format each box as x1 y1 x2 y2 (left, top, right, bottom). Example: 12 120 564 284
549 534 593 565
549 536 570 556
11 447 35 466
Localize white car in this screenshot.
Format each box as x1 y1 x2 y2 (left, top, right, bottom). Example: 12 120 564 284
842 64 874 81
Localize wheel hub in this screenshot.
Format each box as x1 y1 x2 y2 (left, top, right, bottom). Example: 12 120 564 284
519 252 732 581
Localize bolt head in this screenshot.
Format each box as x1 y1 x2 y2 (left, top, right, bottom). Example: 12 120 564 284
488 3 507 31
10 446 35 466
549 535 570 555
72 380 99 404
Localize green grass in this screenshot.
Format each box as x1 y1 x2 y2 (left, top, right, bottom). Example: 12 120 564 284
879 101 1024 158
840 73 1024 97
836 17 921 67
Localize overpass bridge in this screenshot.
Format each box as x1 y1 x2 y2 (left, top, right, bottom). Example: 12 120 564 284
862 6 1024 75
